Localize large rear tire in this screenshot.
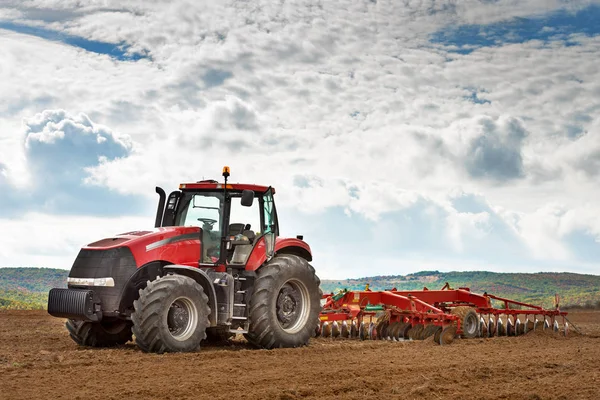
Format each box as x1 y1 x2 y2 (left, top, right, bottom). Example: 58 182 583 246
66 319 132 347
244 254 322 349
132 275 210 353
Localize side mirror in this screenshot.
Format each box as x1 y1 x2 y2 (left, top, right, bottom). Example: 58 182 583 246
241 190 254 207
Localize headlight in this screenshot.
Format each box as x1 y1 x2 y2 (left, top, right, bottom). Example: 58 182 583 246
67 277 115 287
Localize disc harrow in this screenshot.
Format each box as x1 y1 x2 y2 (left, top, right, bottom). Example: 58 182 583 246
318 284 568 345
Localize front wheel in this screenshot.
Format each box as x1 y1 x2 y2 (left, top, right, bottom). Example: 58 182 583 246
245 254 322 349
66 319 132 347
132 274 210 353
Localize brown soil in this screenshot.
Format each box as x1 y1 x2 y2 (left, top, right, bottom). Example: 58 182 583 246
1 310 600 400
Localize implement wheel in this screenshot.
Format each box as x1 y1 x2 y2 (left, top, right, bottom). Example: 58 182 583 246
66 319 132 348
451 306 479 338
245 255 322 349
132 275 210 353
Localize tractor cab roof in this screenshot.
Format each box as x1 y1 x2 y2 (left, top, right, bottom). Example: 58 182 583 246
178 180 275 194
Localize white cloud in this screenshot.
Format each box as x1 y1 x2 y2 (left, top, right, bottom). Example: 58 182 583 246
0 109 144 216
1 0 599 276
0 212 149 268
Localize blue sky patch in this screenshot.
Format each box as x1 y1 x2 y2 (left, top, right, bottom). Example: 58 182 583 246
0 21 148 61
464 91 491 105
431 5 600 54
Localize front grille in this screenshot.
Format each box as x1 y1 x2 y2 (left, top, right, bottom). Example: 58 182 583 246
69 248 137 279
68 247 138 315
47 288 101 322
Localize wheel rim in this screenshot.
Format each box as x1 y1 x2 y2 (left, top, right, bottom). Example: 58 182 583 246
464 313 478 336
167 296 198 341
275 279 310 334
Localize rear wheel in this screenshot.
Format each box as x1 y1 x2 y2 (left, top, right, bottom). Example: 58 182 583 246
245 255 322 349
132 275 210 353
66 319 132 347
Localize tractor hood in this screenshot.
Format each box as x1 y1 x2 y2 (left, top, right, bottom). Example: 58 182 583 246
84 227 200 250
82 226 202 268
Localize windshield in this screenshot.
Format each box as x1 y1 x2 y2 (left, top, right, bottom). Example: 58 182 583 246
175 192 223 232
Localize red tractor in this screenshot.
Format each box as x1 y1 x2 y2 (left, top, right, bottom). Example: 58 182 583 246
48 167 322 353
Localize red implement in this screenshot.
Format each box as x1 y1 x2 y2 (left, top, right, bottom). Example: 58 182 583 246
319 284 568 344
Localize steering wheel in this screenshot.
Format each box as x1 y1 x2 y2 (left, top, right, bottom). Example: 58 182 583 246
198 218 217 226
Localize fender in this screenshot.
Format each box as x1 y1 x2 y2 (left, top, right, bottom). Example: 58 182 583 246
163 265 218 326
245 237 312 271
118 261 165 316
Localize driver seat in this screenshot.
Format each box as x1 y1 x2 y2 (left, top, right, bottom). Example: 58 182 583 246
242 229 255 243
229 223 245 235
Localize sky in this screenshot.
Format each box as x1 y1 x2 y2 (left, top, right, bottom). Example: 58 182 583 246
0 0 599 279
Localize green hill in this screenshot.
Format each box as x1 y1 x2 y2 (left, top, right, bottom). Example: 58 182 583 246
0 268 67 310
321 270 600 309
1 267 599 310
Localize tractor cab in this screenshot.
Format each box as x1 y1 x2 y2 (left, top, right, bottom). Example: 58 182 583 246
154 167 278 268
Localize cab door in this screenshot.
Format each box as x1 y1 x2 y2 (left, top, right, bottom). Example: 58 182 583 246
262 187 277 261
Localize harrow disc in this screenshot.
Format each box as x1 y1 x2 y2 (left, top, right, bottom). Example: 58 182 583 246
420 324 439 340
332 321 340 338
315 323 321 337
322 321 331 338
400 322 412 339
516 318 524 335
359 322 367 341
564 322 569 336
506 318 514 336
433 326 443 343
488 317 496 338
394 322 407 340
544 318 550 330
408 324 424 340
437 326 456 345
479 317 487 338
496 319 505 336
350 321 359 338
376 321 386 340
368 322 377 340
553 320 559 332
524 320 534 334
387 322 400 341
341 321 350 338
382 321 391 339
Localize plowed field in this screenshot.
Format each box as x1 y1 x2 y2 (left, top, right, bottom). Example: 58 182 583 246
1 310 599 400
